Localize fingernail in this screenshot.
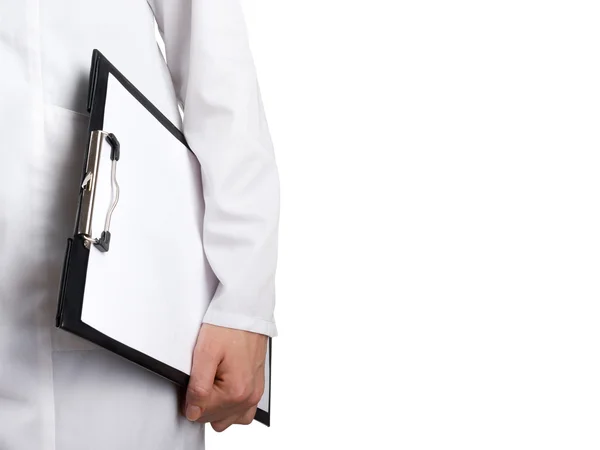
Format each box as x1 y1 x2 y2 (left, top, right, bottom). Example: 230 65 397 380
186 405 202 422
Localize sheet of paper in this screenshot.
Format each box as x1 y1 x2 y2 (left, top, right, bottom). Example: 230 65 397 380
81 74 215 374
258 343 270 412
82 74 270 411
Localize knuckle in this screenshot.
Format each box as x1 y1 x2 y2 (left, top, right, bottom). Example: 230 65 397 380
248 389 263 407
240 413 254 425
229 384 252 405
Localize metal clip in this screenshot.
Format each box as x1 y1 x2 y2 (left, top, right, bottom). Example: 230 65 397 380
77 131 121 252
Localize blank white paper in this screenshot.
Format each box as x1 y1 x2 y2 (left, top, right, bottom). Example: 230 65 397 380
81 75 270 412
258 343 270 412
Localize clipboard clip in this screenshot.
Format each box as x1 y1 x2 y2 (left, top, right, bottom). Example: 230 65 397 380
77 130 121 252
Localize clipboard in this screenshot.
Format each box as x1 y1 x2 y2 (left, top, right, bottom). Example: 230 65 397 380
56 50 272 426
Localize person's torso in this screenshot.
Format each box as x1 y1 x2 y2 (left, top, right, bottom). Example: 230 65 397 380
0 2 202 449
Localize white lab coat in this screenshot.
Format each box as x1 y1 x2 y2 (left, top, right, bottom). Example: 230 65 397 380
0 1 279 449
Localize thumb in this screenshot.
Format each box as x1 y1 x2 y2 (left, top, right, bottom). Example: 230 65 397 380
185 345 220 421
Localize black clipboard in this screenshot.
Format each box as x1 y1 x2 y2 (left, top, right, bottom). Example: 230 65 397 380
56 50 271 426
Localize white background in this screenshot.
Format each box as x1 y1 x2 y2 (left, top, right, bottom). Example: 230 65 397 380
205 1 600 449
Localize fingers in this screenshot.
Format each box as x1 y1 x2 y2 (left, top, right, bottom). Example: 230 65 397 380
237 407 258 426
196 369 264 429
211 406 257 433
196 371 259 423
206 368 264 428
185 344 220 421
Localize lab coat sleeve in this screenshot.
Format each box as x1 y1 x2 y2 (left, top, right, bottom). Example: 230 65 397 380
148 0 279 337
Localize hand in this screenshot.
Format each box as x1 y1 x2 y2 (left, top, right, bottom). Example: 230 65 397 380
184 324 268 432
